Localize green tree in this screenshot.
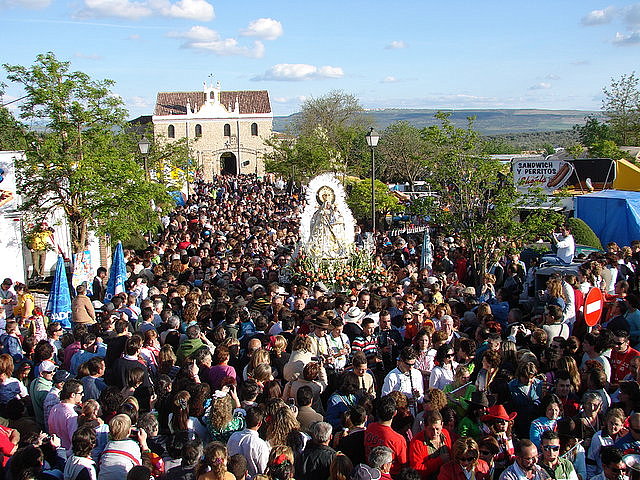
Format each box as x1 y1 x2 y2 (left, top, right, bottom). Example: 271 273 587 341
0 85 26 150
602 72 640 145
293 90 368 137
347 178 401 229
421 112 561 282
377 121 426 188
264 133 335 183
265 91 370 181
566 218 602 250
573 114 612 147
587 139 627 159
4 52 168 253
481 137 521 155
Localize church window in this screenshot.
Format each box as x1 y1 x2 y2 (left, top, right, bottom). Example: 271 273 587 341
195 124 202 137
251 123 258 136
224 124 231 136
168 125 175 138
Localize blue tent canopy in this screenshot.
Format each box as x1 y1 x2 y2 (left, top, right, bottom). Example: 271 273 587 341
575 190 640 247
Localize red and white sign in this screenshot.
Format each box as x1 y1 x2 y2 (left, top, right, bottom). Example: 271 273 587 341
584 287 604 327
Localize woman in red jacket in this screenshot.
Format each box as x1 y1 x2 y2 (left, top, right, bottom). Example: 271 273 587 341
438 437 490 480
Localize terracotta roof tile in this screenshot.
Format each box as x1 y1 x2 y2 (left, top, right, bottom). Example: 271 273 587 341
154 90 271 116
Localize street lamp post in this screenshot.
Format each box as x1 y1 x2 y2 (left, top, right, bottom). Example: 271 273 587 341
365 127 380 234
137 136 152 244
138 136 150 180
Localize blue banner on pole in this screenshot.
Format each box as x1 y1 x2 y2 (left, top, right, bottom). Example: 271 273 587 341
104 242 127 302
45 256 72 329
420 228 433 271
169 191 186 206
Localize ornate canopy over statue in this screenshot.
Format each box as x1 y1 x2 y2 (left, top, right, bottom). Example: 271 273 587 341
299 173 355 263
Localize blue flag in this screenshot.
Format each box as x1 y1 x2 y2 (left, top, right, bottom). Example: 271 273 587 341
105 242 127 302
46 256 72 329
421 228 433 271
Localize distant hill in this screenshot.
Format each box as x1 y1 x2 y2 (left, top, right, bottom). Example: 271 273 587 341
273 108 599 136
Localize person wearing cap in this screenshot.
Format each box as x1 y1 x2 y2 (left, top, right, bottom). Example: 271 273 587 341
29 359 56 428
382 346 424 416
539 430 578 480
0 278 17 321
43 369 71 428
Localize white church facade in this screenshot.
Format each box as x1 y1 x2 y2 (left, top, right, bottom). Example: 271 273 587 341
152 82 272 179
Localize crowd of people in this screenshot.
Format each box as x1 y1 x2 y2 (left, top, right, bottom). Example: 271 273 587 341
0 174 639 480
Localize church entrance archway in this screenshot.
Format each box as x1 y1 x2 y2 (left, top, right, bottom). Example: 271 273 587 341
220 153 237 175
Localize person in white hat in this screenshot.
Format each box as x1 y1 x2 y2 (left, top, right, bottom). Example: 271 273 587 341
343 307 365 343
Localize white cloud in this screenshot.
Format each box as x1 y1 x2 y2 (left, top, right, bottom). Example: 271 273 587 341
381 76 398 83
149 0 214 21
623 4 640 28
169 25 216 41
252 63 344 81
169 26 265 57
241 18 283 41
78 0 152 19
529 82 551 90
545 74 560 80
385 40 407 49
128 34 141 40
0 0 50 8
581 6 616 25
74 52 103 60
272 95 307 103
613 30 640 45
571 59 590 65
128 96 151 108
77 0 213 20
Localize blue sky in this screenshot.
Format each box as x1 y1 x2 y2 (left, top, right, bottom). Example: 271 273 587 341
1 0 639 118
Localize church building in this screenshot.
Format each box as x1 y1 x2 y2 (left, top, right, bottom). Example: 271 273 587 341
152 82 272 179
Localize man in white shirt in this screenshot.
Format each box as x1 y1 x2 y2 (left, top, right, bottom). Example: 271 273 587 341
227 406 270 478
500 439 550 480
381 346 424 416
546 225 575 265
